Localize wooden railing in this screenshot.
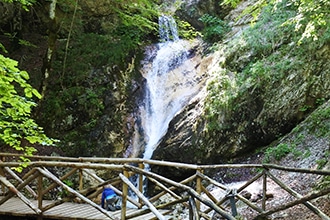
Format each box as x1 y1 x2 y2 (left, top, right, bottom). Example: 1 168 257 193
0 153 329 220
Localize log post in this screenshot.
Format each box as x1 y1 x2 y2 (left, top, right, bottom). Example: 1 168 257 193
196 168 202 211
189 196 200 220
124 164 236 220
262 169 267 211
119 173 166 220
0 176 42 214
0 162 5 195
226 189 238 217
138 163 144 205
121 169 129 220
38 174 43 209
79 169 83 191
37 168 115 219
37 162 43 220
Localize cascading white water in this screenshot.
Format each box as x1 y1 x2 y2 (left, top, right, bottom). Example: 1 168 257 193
158 15 179 42
140 15 200 161
125 15 202 205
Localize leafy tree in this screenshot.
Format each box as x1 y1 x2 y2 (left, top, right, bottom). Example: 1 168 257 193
281 0 330 44
198 14 229 43
0 54 56 157
223 0 330 44
1 0 56 168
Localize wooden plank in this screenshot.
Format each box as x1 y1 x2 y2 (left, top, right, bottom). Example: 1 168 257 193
47 204 95 218
0 197 36 217
45 203 80 216
0 196 17 207
0 196 172 220
129 209 171 220
0 175 41 214
37 168 115 220
0 197 34 213
43 204 110 220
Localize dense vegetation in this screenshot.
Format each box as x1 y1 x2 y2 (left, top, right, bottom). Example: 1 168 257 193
0 0 56 164
204 0 330 140
0 0 159 156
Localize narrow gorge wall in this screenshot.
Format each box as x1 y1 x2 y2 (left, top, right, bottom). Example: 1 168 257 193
151 0 330 175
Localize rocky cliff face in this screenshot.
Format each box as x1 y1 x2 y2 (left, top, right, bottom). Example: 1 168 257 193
174 0 231 30
151 0 330 175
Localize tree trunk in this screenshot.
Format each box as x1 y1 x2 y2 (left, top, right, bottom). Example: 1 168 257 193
40 0 57 98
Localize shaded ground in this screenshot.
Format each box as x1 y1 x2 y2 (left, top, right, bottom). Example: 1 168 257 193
204 134 330 220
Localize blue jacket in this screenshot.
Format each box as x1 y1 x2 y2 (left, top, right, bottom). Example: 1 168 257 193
101 188 116 208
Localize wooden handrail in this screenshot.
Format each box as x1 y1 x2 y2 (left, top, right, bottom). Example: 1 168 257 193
1 153 329 175
36 167 116 220
266 170 330 220
0 154 329 220
124 164 236 220
0 176 42 214
120 173 166 220
258 186 330 219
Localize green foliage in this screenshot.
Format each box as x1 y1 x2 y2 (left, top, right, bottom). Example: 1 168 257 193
0 43 8 53
177 19 201 40
244 3 297 56
2 0 36 10
198 14 230 43
236 49 298 93
56 0 158 72
299 105 312 112
222 0 330 45
282 0 330 44
314 150 330 189
308 106 330 137
240 0 268 23
0 0 57 171
316 176 330 190
0 54 57 162
60 33 127 70
58 179 74 197
263 143 301 162
204 73 237 131
222 0 241 8
316 158 328 170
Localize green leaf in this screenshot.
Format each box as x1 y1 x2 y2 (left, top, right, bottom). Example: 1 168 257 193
0 53 58 160
24 87 33 98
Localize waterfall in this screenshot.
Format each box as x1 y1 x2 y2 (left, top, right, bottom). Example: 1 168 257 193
139 15 200 161
125 15 202 206
158 15 179 42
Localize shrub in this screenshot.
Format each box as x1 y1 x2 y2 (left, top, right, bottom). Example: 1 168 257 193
198 14 229 43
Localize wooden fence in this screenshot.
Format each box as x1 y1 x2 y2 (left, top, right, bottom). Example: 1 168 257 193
0 153 329 220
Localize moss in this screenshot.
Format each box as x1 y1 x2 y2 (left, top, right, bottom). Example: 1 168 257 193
308 107 330 137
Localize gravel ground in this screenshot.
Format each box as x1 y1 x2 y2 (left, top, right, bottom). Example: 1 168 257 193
206 133 330 220
162 132 330 220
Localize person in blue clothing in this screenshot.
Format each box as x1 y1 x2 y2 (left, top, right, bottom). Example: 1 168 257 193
101 185 120 211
